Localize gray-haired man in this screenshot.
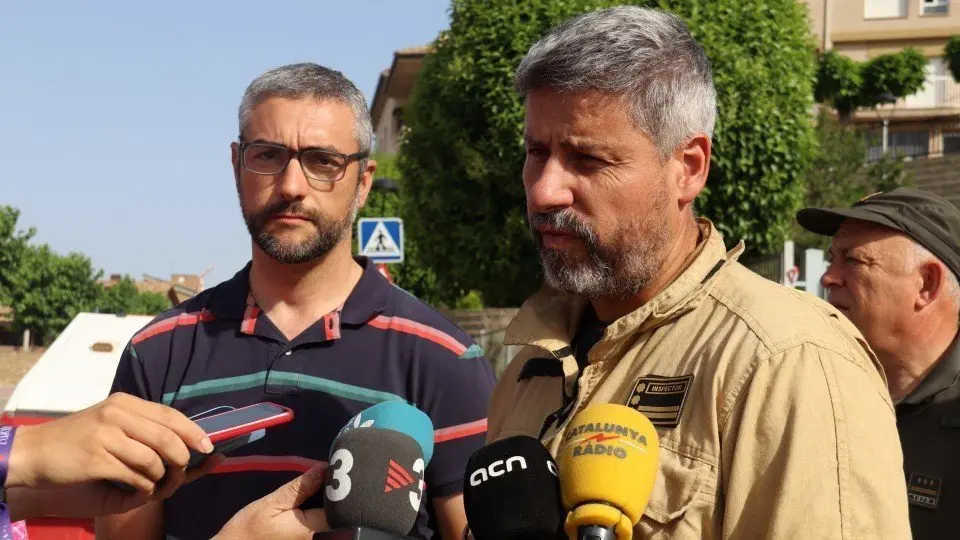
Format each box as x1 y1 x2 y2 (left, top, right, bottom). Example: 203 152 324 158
485 6 911 538
97 63 494 540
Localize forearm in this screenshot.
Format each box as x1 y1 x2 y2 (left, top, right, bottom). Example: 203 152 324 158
7 486 44 522
6 425 40 489
1 426 42 522
95 502 164 540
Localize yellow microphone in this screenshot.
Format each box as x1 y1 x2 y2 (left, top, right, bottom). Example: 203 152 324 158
556 403 660 540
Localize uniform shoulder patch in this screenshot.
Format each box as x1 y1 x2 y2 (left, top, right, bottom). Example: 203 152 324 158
907 472 942 511
626 374 694 428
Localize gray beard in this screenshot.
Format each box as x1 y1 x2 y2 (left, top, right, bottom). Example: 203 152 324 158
530 201 671 299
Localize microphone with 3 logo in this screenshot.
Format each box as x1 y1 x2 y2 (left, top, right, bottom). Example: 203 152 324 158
314 401 435 539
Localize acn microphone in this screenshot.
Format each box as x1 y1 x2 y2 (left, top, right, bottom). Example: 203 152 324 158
557 404 660 540
463 435 565 540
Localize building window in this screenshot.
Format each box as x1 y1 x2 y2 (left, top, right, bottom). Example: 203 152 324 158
944 132 960 154
868 129 930 161
392 107 405 134
865 0 908 18
903 57 948 109
921 0 949 15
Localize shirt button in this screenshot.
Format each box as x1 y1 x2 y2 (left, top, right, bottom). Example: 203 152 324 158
284 351 292 356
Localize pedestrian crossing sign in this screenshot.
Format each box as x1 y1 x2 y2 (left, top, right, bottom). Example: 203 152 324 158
358 218 404 263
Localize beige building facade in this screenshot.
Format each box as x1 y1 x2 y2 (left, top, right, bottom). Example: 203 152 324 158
806 0 960 158
370 46 429 155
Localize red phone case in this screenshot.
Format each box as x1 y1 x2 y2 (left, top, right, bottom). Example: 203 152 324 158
202 402 294 443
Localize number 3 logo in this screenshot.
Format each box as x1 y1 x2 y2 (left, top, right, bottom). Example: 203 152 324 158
325 448 354 502
409 458 425 511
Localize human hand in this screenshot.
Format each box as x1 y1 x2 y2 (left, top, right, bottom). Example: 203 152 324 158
213 464 329 540
6 392 221 520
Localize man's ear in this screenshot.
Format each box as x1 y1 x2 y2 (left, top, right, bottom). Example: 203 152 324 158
916 260 946 310
231 142 241 182
356 158 377 209
674 133 711 207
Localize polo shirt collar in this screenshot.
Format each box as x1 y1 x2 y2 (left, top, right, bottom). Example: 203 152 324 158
205 262 252 321
204 257 391 334
341 257 391 325
900 331 960 406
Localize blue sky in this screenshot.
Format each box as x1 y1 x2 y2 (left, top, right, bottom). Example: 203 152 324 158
1 0 450 288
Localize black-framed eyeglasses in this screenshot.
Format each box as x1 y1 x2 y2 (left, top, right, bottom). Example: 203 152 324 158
238 139 368 183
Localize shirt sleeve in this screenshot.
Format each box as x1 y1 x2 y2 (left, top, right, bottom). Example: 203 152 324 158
418 341 497 497
720 343 911 539
110 342 155 402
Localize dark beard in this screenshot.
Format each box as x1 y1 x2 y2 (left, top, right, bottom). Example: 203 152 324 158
242 196 357 264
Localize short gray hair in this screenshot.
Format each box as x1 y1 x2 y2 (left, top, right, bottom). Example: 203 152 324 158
904 240 960 308
515 6 716 158
238 63 373 156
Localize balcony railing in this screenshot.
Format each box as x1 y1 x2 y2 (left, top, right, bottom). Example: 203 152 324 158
903 76 954 108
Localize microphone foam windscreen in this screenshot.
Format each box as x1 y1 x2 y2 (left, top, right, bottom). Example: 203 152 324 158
557 403 660 526
324 427 426 535
337 401 435 465
463 435 564 540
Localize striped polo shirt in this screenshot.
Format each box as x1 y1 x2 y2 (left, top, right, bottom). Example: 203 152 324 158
110 257 495 540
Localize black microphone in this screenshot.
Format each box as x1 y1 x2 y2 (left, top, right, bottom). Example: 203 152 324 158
463 435 565 540
319 427 426 537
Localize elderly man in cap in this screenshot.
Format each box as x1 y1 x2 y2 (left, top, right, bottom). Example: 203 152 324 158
797 187 960 538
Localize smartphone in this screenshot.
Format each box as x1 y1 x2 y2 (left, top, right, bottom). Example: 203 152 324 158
110 402 294 491
187 402 294 467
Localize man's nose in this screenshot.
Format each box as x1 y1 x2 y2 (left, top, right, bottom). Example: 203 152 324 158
276 157 311 200
525 156 575 214
821 263 843 290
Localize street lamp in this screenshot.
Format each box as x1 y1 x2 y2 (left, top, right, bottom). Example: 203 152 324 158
371 177 400 216
874 92 898 156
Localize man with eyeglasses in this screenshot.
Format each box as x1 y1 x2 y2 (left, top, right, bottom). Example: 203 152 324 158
96 63 495 540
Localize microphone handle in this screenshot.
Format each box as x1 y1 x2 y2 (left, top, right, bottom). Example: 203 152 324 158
312 527 413 540
577 525 618 540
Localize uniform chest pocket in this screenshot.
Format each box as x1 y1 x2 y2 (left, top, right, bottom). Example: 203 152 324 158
640 445 714 534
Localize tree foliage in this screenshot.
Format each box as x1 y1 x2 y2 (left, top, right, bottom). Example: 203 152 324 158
96 277 170 316
946 36 960 82
0 207 34 308
814 51 863 117
676 0 817 259
0 205 171 344
12 246 102 344
861 48 927 103
815 48 927 119
793 111 911 250
400 0 818 306
864 152 911 192
355 153 443 304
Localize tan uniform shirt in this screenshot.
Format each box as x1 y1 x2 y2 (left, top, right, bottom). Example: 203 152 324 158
487 220 911 539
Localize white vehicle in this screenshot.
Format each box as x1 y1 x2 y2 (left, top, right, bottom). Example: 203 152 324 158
2 312 152 540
